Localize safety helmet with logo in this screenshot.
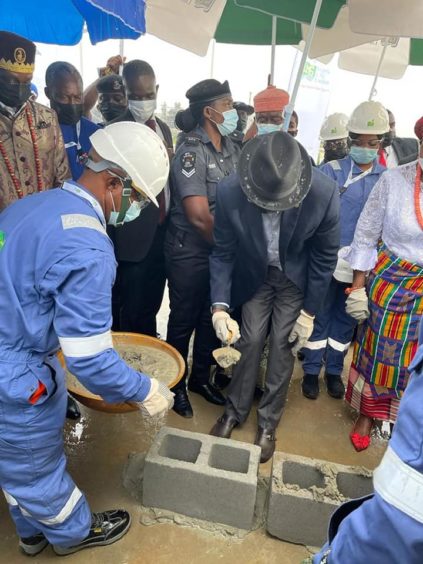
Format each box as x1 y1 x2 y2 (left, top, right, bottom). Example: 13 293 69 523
347 101 389 135
320 113 349 141
89 121 169 207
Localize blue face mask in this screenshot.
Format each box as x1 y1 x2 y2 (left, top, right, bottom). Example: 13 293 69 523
349 146 378 164
215 108 238 136
257 123 282 136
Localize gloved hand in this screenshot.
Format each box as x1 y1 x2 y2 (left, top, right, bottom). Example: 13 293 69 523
212 311 240 345
288 309 315 357
138 378 174 417
345 287 369 321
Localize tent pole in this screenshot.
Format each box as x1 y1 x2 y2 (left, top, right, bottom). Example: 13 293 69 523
209 38 216 78
282 0 323 131
270 16 277 85
368 40 388 100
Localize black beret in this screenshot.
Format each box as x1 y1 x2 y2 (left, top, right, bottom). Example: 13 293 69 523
234 101 254 115
97 74 125 95
0 31 35 74
186 79 231 106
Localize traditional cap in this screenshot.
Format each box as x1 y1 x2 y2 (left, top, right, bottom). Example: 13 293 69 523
234 101 254 115
414 116 423 141
254 85 290 113
0 31 36 74
97 74 125 95
239 131 312 211
186 79 231 106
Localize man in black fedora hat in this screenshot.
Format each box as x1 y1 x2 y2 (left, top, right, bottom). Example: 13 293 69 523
209 131 340 462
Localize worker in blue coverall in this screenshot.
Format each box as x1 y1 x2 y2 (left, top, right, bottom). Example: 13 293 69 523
45 61 100 181
314 319 423 563
0 122 173 557
301 101 388 400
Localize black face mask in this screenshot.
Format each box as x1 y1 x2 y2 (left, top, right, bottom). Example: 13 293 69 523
237 116 248 132
0 79 31 108
98 102 126 123
382 130 395 148
324 147 349 162
51 101 83 126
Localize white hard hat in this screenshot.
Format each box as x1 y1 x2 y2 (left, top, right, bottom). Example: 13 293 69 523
347 101 389 135
89 122 169 207
320 113 349 141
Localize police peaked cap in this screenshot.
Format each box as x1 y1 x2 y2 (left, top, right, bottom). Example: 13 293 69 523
186 79 231 106
0 31 36 74
97 74 125 95
234 101 254 115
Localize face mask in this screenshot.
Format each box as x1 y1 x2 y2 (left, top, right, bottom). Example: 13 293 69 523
349 146 378 165
52 102 83 126
128 99 157 123
98 102 126 123
324 147 349 162
382 130 395 148
257 123 282 136
0 80 31 108
237 116 248 132
214 108 238 136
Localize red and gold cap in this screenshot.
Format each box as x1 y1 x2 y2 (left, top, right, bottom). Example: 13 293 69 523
254 85 289 113
0 31 36 74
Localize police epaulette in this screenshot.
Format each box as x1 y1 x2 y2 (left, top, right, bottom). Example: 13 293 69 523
185 136 200 146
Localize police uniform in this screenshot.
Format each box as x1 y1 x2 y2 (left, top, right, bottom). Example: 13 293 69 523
96 74 127 124
166 123 240 389
0 32 70 211
0 182 151 546
302 155 386 380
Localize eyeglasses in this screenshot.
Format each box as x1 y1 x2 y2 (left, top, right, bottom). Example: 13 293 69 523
324 140 348 149
348 137 381 148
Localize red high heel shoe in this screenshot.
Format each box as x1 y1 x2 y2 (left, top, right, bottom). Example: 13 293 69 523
350 431 371 452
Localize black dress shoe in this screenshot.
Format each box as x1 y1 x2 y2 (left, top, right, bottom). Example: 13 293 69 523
172 388 193 418
66 394 81 420
255 427 276 463
210 414 238 438
188 381 226 406
302 374 319 400
213 369 231 391
325 373 345 399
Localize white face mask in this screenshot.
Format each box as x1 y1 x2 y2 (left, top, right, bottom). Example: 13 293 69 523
128 99 157 123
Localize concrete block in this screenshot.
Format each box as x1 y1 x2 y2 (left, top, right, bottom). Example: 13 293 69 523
267 452 373 547
143 426 261 530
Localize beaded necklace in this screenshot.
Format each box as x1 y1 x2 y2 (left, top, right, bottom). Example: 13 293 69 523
414 162 423 231
0 104 43 199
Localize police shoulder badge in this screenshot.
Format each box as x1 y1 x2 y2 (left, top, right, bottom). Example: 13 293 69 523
181 151 196 178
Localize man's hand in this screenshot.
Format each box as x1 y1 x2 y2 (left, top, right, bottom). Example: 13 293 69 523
212 311 240 345
345 287 369 321
288 310 315 356
99 55 126 77
137 378 174 417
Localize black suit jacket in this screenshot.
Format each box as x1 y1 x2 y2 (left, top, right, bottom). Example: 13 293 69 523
392 137 419 166
107 110 173 262
210 168 340 315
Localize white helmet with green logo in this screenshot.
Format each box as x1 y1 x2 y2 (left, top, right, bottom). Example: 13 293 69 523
347 101 389 135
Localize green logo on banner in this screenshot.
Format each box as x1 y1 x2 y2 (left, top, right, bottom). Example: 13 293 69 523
0 230 5 250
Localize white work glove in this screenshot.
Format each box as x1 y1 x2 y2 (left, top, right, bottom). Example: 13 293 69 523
212 311 241 345
138 378 174 418
288 310 315 356
345 287 369 321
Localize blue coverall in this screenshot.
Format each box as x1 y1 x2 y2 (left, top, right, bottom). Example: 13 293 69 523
314 321 423 563
302 156 386 378
0 181 151 547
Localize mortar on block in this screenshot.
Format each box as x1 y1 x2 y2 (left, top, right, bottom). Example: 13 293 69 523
142 427 261 530
267 452 373 547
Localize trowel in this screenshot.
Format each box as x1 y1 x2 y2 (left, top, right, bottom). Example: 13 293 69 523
212 331 241 369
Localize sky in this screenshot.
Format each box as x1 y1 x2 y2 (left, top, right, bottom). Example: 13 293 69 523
33 32 422 146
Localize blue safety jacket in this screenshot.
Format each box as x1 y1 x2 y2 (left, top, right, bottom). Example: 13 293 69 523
0 181 151 404
320 155 386 247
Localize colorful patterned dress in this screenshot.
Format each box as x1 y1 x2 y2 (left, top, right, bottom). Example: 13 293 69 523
342 160 423 422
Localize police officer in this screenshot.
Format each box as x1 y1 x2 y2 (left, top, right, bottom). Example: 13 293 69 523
166 79 240 418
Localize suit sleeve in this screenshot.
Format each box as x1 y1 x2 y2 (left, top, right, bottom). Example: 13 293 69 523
304 186 340 315
40 247 151 403
52 111 71 186
209 181 238 307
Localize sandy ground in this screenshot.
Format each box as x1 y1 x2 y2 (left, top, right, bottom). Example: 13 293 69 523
0 291 387 563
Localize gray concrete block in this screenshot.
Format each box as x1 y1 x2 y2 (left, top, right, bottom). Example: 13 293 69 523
267 452 373 547
143 426 261 530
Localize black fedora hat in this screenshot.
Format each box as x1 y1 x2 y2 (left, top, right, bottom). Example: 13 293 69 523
239 131 312 211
